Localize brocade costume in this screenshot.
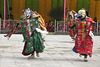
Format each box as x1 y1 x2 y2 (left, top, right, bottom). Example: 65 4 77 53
5 8 47 56
67 10 77 39
73 9 95 61
74 17 94 57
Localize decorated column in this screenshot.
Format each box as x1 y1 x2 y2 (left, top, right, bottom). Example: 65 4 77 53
63 0 66 32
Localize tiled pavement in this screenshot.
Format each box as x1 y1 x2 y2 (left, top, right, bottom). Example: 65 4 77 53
0 34 100 67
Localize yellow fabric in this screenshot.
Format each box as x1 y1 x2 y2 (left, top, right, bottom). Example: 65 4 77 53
81 14 86 19
38 0 51 22
34 12 46 30
38 17 46 30
66 0 77 11
89 0 100 22
78 10 86 15
12 0 25 20
82 21 85 41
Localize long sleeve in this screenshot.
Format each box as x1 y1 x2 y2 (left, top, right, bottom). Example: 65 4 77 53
4 25 16 39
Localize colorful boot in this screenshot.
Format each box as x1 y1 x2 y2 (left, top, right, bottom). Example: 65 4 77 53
36 52 39 57
28 52 35 58
84 55 88 62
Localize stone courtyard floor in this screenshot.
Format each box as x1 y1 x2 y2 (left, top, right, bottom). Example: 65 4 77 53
0 34 100 67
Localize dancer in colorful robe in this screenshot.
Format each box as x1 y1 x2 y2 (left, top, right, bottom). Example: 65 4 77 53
67 10 77 40
4 8 48 58
73 8 95 61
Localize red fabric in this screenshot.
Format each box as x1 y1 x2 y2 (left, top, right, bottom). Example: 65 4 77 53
75 18 93 57
68 19 75 38
25 20 30 39
86 18 95 23
22 41 32 56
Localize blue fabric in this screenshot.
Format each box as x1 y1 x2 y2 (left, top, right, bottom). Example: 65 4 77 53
75 14 82 18
76 14 87 21
72 46 77 53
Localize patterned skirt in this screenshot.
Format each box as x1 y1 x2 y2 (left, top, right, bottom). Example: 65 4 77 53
22 31 45 56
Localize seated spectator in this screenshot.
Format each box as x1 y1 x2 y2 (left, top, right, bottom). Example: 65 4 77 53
49 20 54 32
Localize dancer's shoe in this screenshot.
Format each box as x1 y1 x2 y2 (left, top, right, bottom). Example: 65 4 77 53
36 53 39 57
28 53 35 59
84 56 88 62
28 55 35 59
79 54 82 57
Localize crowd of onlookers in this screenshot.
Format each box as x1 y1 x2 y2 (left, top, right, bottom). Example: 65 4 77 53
0 12 100 33
0 19 55 32
46 20 54 32
1 12 55 32
0 19 100 33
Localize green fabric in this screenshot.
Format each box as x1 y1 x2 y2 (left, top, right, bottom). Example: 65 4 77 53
6 0 12 19
51 0 57 9
25 31 44 54
51 0 64 9
59 0 64 8
76 0 90 12
94 0 100 1
25 0 31 10
25 0 38 12
83 0 90 11
0 0 4 19
51 0 64 22
20 16 44 54
0 0 12 19
51 0 57 23
76 0 84 12
32 0 38 12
